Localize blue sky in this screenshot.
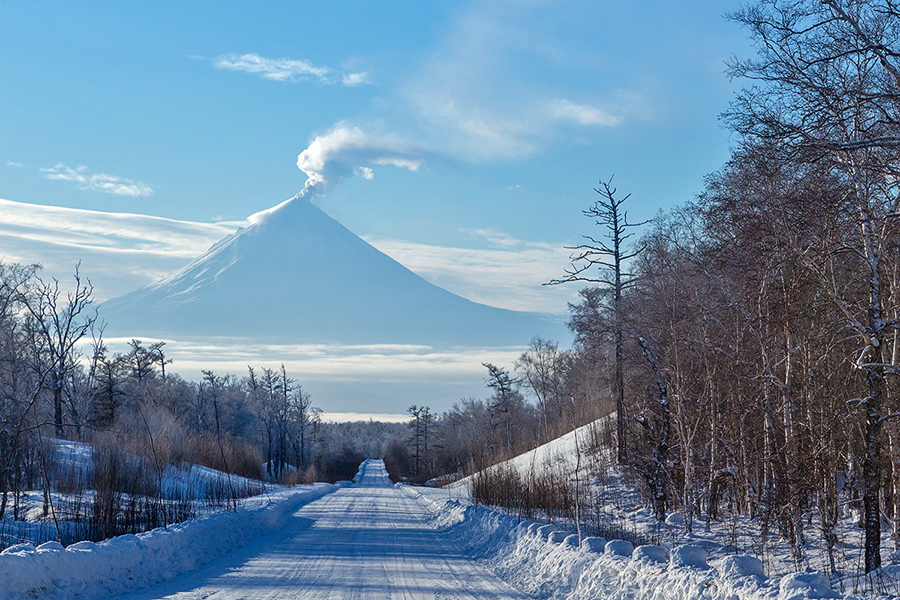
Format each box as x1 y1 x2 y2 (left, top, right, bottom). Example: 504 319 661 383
0 1 752 416
2 1 748 249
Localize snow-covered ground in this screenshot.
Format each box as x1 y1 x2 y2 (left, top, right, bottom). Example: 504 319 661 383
0 440 269 550
0 458 885 600
442 415 900 597
449 418 607 492
52 439 266 499
407 484 851 600
0 483 337 600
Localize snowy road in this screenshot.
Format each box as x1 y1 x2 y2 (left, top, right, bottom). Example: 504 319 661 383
117 459 527 600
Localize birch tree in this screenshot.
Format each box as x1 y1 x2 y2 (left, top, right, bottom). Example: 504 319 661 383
726 0 900 572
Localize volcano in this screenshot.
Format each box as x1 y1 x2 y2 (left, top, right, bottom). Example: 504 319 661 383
99 196 564 347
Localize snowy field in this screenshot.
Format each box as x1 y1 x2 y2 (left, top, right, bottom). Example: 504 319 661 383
0 440 269 550
0 482 337 599
408 483 851 600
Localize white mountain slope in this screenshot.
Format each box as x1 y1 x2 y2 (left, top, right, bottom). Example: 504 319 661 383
99 196 566 346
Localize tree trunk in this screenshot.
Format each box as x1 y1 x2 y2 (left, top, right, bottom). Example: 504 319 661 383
53 372 64 437
863 355 884 572
615 325 626 463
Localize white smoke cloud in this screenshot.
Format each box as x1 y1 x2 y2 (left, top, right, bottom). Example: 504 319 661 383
296 124 424 193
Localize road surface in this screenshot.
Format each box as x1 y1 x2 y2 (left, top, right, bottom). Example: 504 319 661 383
118 459 527 599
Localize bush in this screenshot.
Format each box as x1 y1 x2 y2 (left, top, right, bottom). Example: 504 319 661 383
469 459 576 523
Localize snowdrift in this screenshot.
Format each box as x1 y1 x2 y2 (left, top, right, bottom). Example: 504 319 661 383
0 483 337 600
403 486 849 600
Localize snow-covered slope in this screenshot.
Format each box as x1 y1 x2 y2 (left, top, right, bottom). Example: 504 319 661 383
99 196 564 346
450 416 613 491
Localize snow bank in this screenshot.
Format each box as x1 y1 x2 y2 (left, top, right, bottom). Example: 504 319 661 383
403 486 852 600
0 483 335 600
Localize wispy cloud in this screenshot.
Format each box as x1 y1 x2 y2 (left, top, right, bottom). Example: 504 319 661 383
320 412 409 423
213 53 370 87
364 233 577 313
360 5 634 167
549 98 621 127
41 163 153 197
5 161 23 168
0 197 238 300
341 72 372 87
101 337 525 383
461 228 527 248
0 198 575 313
98 335 529 412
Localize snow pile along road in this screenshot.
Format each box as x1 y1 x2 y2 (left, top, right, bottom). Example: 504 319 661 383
405 487 846 600
0 483 336 600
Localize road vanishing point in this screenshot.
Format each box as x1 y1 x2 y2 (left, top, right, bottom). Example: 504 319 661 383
116 459 527 599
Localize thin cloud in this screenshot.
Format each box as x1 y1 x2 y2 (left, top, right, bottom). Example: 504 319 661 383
320 412 409 423
42 163 153 197
0 197 238 300
461 228 524 248
391 6 635 165
96 335 529 412
5 161 23 168
364 234 578 314
549 99 621 127
0 197 575 313
100 336 525 383
342 72 372 87
214 53 372 87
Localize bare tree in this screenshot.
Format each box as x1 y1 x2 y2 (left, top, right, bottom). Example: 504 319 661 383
548 178 645 464
18 265 96 438
515 336 567 438
289 385 316 469
483 363 521 455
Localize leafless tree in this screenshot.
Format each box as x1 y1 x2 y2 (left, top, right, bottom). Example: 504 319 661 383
549 178 645 464
726 0 900 571
18 265 96 438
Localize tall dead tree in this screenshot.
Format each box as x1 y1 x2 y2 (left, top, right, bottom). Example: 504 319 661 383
549 178 645 464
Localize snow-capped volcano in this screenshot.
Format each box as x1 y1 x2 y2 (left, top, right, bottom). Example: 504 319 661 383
99 196 564 346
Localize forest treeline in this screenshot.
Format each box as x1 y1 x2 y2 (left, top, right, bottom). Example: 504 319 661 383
385 345 611 485
559 0 900 577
